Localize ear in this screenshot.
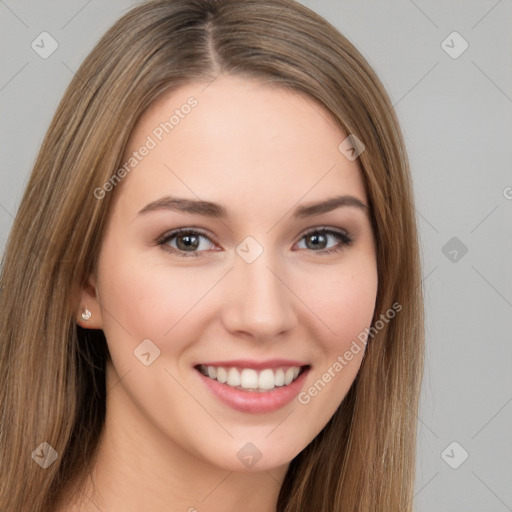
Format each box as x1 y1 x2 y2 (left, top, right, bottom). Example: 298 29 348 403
75 272 104 329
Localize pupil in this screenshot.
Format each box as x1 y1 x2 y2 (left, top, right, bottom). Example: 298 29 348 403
307 233 326 250
178 235 198 251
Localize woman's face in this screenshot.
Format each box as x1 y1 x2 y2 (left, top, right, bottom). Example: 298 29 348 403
82 75 378 472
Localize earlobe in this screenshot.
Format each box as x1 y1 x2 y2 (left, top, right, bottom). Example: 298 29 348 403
75 273 103 329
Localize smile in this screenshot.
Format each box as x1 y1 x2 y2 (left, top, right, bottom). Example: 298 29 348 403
196 364 306 392
194 361 311 414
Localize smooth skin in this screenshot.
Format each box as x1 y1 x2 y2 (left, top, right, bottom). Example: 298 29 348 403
60 75 378 511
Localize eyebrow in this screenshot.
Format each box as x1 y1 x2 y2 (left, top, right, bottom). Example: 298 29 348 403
137 194 368 219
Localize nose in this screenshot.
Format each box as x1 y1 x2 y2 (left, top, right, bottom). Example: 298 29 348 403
221 249 297 340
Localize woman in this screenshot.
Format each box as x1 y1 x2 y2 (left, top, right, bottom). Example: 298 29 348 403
0 0 424 510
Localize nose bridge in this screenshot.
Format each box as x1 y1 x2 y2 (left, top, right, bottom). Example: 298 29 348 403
222 240 296 337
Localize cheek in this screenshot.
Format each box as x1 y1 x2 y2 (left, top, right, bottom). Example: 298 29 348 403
96 242 218 353
262 261 378 451
98 237 377 351
303 257 378 351
292 256 377 413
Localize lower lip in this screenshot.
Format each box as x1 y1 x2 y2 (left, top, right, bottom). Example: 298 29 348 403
196 367 310 414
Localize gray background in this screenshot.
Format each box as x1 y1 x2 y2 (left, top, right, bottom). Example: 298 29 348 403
1 1 511 510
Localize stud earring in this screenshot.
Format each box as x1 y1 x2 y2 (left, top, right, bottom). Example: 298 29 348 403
81 308 92 321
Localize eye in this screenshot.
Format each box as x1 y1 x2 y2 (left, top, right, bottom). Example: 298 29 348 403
295 227 353 255
157 228 217 257
157 226 353 258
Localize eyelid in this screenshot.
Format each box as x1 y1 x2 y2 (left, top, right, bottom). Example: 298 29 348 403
156 226 218 256
300 225 351 239
294 226 353 253
156 226 214 244
156 225 353 257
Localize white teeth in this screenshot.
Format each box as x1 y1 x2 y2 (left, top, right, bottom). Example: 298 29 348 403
284 368 295 385
216 366 227 383
274 368 285 387
199 364 305 391
227 367 241 387
258 369 275 390
240 368 258 389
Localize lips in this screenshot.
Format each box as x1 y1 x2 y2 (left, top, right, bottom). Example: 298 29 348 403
196 359 309 370
194 359 311 413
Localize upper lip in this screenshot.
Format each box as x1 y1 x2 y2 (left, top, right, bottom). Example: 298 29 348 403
195 359 310 370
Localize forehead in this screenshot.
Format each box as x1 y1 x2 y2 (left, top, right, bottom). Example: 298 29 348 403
115 75 367 220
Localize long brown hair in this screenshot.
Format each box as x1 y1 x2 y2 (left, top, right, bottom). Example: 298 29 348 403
0 1 424 510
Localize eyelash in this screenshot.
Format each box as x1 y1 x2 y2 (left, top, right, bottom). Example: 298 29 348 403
156 226 353 258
